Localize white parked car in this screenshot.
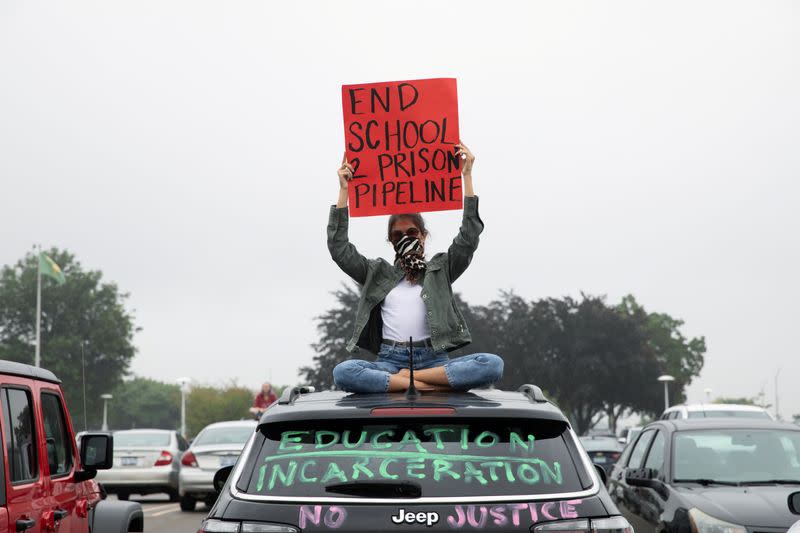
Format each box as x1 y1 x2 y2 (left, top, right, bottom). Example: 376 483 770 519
178 419 257 511
95 428 189 501
660 403 773 420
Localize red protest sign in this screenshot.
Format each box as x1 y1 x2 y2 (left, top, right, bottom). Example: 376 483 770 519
341 78 462 217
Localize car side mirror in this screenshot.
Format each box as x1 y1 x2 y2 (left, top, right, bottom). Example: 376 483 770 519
789 491 800 514
594 463 608 485
625 467 656 487
80 433 113 470
214 465 234 493
74 433 113 482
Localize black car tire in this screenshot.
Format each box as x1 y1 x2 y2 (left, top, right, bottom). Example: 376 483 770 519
117 492 130 501
167 489 180 503
179 495 196 512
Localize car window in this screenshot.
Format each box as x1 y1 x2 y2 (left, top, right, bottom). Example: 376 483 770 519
1 387 39 483
40 392 73 477
193 426 254 447
687 411 704 419
626 430 655 469
643 431 665 474
243 418 587 498
673 429 800 483
114 432 171 447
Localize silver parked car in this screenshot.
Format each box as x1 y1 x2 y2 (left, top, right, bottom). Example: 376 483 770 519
178 420 257 511
95 429 189 501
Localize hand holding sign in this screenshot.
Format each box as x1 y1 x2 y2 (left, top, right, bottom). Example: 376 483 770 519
341 78 462 217
338 153 354 189
455 143 475 176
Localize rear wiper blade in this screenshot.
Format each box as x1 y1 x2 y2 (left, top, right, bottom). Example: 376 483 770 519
325 481 421 498
738 479 800 486
673 478 741 486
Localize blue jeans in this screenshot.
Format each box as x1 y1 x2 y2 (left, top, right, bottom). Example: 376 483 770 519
332 344 504 393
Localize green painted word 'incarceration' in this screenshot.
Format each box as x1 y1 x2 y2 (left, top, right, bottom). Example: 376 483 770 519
257 455 563 492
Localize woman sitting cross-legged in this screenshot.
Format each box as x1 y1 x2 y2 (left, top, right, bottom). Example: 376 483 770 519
328 143 503 393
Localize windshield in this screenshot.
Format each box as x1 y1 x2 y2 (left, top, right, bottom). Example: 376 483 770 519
114 431 171 447
242 418 587 498
686 410 770 419
194 426 254 446
673 429 800 483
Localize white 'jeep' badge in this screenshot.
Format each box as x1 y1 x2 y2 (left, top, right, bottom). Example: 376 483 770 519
391 509 439 527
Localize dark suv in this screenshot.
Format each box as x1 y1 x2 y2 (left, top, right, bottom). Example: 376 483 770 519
204 385 633 532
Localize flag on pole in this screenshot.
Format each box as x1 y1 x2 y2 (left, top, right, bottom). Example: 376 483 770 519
39 253 66 285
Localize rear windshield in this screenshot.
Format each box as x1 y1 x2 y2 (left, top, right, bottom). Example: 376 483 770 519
114 432 171 447
242 418 586 498
194 426 254 446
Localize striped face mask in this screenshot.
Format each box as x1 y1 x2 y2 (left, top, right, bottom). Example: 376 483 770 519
393 235 427 282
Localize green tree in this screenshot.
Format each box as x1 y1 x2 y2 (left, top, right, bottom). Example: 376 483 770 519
185 383 253 437
109 377 181 430
300 284 359 389
618 295 706 410
0 247 138 429
714 396 771 408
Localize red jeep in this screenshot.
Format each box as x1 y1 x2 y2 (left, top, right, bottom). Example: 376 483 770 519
0 360 143 533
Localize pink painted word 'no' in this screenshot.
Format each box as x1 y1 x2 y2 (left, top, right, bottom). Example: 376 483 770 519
298 505 348 529
447 500 583 529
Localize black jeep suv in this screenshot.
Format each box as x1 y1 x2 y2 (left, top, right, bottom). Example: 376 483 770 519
202 385 632 532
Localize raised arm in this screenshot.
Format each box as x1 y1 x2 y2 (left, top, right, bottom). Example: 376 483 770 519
448 143 484 282
328 155 369 284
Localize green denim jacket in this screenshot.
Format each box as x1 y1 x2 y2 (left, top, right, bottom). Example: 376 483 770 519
327 195 484 355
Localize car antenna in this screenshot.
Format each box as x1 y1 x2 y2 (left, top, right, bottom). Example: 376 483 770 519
404 336 420 401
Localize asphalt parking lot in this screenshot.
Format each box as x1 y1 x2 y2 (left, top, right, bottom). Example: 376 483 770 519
114 495 209 533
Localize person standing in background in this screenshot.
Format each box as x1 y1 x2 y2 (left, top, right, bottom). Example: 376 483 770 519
249 382 278 417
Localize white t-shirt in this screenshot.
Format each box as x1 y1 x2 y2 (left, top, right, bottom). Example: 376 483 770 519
381 279 431 342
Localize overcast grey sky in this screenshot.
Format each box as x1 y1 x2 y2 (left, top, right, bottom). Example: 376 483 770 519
2 1 798 418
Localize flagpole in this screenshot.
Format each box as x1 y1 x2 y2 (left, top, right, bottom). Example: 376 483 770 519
35 245 42 368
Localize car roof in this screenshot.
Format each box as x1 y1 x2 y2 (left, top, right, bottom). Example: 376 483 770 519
653 418 800 432
0 360 60 384
667 403 767 412
260 386 569 425
200 420 258 429
686 403 766 412
113 428 175 433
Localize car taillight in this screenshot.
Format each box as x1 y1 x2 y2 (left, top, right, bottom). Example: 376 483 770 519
533 516 633 533
154 451 173 466
181 451 198 468
198 519 298 533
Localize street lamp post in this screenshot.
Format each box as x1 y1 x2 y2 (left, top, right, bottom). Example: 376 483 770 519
176 377 191 437
657 375 675 411
100 393 113 431
704 388 713 403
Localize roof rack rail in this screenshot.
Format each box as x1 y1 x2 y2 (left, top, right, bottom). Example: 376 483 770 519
278 385 316 405
517 384 548 403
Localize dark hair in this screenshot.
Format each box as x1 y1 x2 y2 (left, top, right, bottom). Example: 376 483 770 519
387 213 428 240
